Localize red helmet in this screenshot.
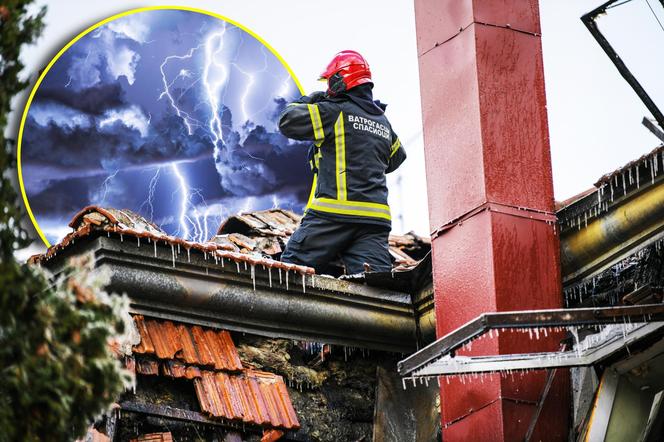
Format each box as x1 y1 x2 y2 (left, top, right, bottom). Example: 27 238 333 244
319 50 372 96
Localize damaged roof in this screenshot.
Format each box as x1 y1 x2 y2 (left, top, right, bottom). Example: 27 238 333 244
215 207 429 268
30 205 429 273
128 315 300 431
30 206 315 276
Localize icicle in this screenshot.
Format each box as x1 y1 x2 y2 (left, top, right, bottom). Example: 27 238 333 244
279 269 283 285
302 273 306 293
153 240 158 258
137 237 140 247
402 378 407 390
171 244 176 268
244 261 248 271
286 271 289 290
120 233 124 242
236 261 240 273
251 265 256 291
221 257 225 267
186 248 191 263
177 243 180 255
268 268 273 287
610 182 614 202
311 274 315 288
637 166 640 188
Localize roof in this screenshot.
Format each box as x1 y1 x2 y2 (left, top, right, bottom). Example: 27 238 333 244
557 144 664 233
30 206 314 276
215 208 429 269
30 205 429 273
132 315 243 371
128 315 300 431
594 144 664 188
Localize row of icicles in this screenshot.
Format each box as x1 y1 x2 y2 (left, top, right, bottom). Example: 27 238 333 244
403 320 653 389
111 230 316 293
563 150 663 232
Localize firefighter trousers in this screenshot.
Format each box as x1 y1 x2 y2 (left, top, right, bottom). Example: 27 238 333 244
281 213 392 275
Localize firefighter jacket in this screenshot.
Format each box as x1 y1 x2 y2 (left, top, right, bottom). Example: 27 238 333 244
278 86 406 227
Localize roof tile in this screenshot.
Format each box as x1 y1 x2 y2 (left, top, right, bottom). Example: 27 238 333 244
130 432 173 442
191 371 298 429
131 315 299 430
132 316 242 371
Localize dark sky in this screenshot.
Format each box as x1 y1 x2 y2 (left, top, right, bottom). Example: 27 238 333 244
21 9 310 244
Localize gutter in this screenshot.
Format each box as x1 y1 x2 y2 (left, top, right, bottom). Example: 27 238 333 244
45 234 417 353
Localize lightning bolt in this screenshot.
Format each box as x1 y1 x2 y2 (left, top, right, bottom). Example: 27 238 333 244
155 27 232 241
159 44 206 135
170 162 222 242
138 167 161 221
203 26 230 165
155 25 287 242
276 73 293 99
99 169 120 205
171 162 192 240
233 46 272 124
232 62 255 124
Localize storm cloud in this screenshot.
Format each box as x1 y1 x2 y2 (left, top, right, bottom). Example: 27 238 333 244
20 9 308 244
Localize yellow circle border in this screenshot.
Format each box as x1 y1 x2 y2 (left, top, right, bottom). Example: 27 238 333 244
17 5 305 248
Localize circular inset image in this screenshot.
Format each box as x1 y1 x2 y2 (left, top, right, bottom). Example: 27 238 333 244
19 7 310 246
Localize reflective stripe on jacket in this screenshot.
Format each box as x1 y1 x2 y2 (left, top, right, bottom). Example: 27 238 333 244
278 92 406 226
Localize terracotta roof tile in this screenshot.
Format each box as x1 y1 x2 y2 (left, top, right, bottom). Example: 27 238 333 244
132 316 242 371
30 205 428 275
29 206 315 276
193 371 299 429
130 433 173 442
130 315 299 431
135 358 159 376
78 428 111 442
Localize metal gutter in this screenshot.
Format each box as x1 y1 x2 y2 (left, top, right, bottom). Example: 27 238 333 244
561 180 664 283
49 234 417 353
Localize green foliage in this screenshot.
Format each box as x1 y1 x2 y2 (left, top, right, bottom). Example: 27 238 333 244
0 2 133 441
0 256 134 442
0 1 44 258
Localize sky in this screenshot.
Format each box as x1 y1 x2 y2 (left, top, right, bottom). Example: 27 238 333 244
19 9 310 245
8 0 664 255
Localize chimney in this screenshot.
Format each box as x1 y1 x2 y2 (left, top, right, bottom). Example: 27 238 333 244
414 1 569 440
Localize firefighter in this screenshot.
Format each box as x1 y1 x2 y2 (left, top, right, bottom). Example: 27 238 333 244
278 50 406 275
